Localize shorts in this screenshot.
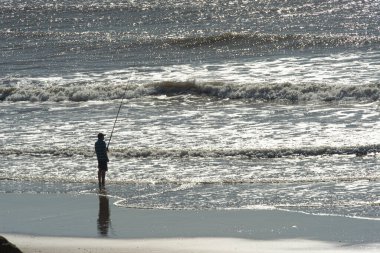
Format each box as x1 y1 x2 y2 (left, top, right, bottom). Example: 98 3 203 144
98 160 108 171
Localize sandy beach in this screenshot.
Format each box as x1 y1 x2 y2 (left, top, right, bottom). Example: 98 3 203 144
3 234 380 253
1 193 379 252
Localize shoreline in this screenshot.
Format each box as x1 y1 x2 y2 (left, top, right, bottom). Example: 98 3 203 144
1 193 380 252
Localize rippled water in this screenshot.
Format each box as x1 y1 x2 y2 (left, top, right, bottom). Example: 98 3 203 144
1 0 380 219
1 98 380 218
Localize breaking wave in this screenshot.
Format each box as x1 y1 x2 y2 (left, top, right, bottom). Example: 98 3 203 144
2 81 380 102
1 144 379 159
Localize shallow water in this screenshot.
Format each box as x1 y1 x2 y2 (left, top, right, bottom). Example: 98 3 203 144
1 98 380 219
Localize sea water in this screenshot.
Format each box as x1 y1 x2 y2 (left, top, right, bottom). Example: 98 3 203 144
0 0 380 219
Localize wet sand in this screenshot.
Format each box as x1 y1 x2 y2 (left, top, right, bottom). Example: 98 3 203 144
1 193 379 252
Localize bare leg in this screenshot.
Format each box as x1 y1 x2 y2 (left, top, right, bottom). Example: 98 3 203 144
98 170 102 189
101 171 106 187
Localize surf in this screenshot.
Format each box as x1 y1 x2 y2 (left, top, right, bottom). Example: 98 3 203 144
1 144 379 159
2 80 380 103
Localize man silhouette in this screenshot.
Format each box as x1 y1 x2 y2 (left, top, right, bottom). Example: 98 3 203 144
95 133 109 189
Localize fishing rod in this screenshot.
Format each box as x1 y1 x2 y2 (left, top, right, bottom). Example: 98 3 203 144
107 73 134 149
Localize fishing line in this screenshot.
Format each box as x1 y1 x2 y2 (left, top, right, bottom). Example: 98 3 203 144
107 72 134 149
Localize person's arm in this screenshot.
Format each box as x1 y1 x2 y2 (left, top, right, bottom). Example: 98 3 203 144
103 141 109 162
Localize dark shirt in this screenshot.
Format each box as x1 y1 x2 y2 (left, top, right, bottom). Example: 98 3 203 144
95 139 109 162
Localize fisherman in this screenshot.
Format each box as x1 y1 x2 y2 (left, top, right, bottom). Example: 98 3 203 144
95 133 109 189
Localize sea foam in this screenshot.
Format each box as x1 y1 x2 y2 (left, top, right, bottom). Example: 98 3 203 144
2 81 380 102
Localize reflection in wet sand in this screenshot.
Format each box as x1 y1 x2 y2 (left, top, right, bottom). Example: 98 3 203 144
97 193 110 236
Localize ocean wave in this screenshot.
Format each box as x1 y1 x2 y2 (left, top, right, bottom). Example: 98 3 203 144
2 174 378 187
0 1 136 12
2 81 380 102
0 30 380 55
1 144 379 159
2 30 379 51
166 32 380 50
